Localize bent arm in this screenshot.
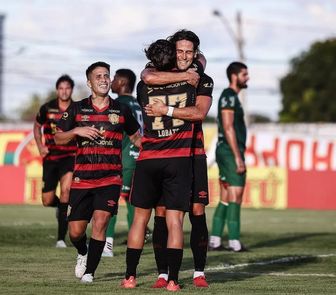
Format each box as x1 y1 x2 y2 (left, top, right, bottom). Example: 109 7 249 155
33 121 49 157
129 130 142 149
55 126 100 145
145 95 212 122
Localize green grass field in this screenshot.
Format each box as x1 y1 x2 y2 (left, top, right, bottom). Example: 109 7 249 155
0 205 335 294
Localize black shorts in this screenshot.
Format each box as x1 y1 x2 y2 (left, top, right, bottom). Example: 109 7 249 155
191 156 209 205
130 157 192 212
67 184 121 221
42 156 75 193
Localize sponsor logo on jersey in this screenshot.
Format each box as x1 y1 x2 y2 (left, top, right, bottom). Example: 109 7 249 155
203 82 213 88
108 113 119 125
81 108 94 112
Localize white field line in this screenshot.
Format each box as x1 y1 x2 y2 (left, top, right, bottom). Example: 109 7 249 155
182 254 336 277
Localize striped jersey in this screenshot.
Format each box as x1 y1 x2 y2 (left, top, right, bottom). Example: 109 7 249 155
192 73 214 158
35 99 77 161
57 96 140 189
136 80 196 160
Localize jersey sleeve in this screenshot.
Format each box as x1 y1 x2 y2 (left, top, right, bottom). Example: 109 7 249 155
56 103 77 132
219 91 236 111
122 104 140 136
35 104 47 125
197 74 214 97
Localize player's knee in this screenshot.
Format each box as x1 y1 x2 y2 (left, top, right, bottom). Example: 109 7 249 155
155 206 166 217
191 203 205 216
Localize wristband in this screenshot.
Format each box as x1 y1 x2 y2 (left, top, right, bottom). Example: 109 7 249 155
166 106 174 117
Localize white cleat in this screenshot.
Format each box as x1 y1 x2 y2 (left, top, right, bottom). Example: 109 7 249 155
75 253 87 278
55 240 67 248
228 239 248 252
102 238 114 257
81 273 93 283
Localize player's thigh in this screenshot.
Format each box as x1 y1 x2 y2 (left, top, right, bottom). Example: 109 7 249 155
162 157 192 212
42 160 59 193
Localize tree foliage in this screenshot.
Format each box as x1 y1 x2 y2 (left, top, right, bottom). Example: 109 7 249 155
279 38 336 122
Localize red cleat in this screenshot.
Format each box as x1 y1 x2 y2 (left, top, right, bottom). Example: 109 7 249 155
120 276 137 288
166 280 181 292
151 277 168 288
193 275 209 288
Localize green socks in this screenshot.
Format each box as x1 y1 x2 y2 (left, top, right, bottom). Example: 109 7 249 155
227 202 241 240
211 202 228 237
106 215 117 238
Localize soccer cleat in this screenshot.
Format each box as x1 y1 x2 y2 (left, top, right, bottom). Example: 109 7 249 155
75 253 87 278
151 277 168 288
102 240 114 257
55 240 67 248
208 244 227 251
193 276 209 288
228 240 248 252
81 273 93 283
121 276 137 288
166 280 181 292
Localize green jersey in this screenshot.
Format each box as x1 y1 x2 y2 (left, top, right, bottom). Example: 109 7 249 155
217 87 246 151
116 95 143 169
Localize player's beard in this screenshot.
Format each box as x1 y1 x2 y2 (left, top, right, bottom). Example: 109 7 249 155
237 80 248 89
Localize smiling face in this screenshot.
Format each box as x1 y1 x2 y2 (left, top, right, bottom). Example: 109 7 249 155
87 66 111 97
175 40 197 71
56 81 73 102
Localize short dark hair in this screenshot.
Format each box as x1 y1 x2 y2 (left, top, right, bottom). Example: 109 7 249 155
145 39 176 71
86 61 110 79
115 69 136 92
226 62 248 82
168 29 200 53
55 74 74 89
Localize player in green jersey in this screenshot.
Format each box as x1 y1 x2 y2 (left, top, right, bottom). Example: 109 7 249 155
209 61 249 252
102 69 144 257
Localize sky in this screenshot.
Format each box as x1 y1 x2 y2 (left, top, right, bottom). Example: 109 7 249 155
1 0 335 121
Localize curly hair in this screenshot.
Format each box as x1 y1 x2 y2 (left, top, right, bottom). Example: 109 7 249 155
145 39 176 71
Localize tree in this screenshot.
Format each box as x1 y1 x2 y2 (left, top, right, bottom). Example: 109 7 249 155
279 38 336 122
19 90 56 121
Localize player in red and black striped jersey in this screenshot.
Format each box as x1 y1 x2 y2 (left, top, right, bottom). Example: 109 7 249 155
33 74 76 248
121 39 200 290
55 62 141 283
142 29 214 288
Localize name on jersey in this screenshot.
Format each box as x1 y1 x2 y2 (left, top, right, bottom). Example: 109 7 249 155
158 128 179 138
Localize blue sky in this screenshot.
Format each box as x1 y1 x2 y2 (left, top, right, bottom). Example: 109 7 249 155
1 0 335 120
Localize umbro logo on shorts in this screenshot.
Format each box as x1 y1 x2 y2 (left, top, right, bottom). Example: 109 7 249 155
107 200 116 207
198 191 208 198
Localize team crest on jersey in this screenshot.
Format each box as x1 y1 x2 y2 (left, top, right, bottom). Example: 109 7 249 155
108 113 119 125
81 115 90 121
61 112 69 120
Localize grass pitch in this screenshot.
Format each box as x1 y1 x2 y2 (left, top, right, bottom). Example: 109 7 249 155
0 205 335 294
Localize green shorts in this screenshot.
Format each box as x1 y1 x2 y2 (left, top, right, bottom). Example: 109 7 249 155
216 145 246 187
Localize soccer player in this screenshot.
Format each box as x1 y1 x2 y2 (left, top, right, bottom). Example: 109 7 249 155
143 29 213 288
102 69 143 257
208 61 249 252
121 39 201 291
33 74 76 248
55 62 141 283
